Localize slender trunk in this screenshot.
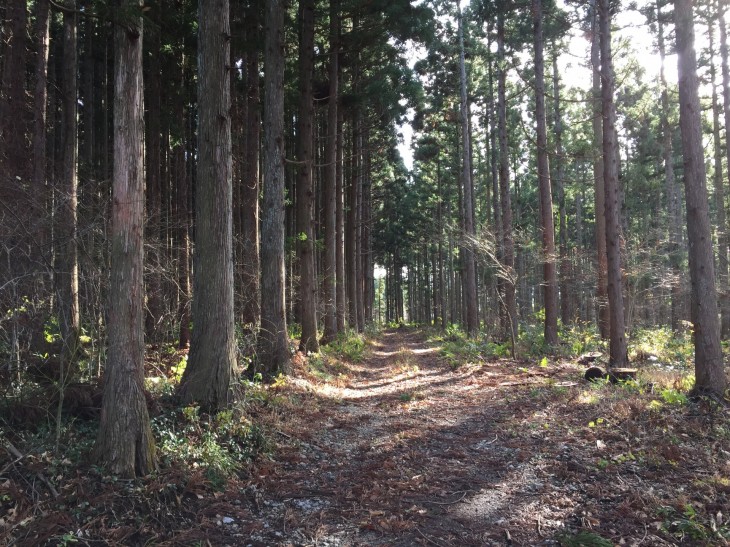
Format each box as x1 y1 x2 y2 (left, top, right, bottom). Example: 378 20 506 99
458 3 479 336
32 0 50 244
533 0 558 345
144 4 163 339
174 52 191 348
241 9 261 329
674 0 726 397
348 109 361 331
321 2 338 343
58 2 80 374
591 0 609 339
362 127 373 324
94 4 156 477
552 51 570 326
180 0 237 409
719 1 730 337
257 0 290 377
497 11 517 342
599 0 628 367
295 0 319 352
709 21 729 340
336 107 346 331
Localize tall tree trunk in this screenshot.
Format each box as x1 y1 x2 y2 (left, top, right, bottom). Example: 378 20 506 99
144 3 163 339
457 2 479 336
296 0 319 353
179 0 237 410
599 0 628 368
533 0 558 345
709 20 730 341
362 129 373 325
591 0 609 339
257 0 290 377
552 50 570 326
241 5 261 330
58 2 81 375
674 0 726 397
94 3 155 477
497 11 517 343
321 0 339 344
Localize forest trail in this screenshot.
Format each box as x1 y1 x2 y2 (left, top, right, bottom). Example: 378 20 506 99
219 328 684 546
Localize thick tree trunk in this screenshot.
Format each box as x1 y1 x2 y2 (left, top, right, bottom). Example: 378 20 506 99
94 5 156 477
497 11 517 343
591 0 609 340
296 0 319 353
457 3 479 336
674 0 726 397
257 0 290 377
533 0 558 345
179 0 237 410
57 3 81 374
599 0 628 368
321 0 339 344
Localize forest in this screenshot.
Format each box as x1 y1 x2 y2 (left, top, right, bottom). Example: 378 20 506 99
1 0 730 544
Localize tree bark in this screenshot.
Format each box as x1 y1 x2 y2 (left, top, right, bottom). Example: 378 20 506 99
599 0 628 368
674 0 726 397
457 2 479 336
257 0 291 377
94 4 156 477
295 0 319 353
179 0 237 410
321 0 339 344
533 0 558 345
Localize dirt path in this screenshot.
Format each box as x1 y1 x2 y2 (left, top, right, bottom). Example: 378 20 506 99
215 328 681 546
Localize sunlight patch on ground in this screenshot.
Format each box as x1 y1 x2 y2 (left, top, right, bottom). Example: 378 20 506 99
412 346 439 355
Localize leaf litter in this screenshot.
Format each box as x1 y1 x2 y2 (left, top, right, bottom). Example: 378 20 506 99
2 327 730 545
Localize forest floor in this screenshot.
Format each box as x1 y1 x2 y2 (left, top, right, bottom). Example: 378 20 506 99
3 327 730 545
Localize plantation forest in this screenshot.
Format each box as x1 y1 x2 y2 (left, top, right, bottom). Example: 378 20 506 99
2 0 730 544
